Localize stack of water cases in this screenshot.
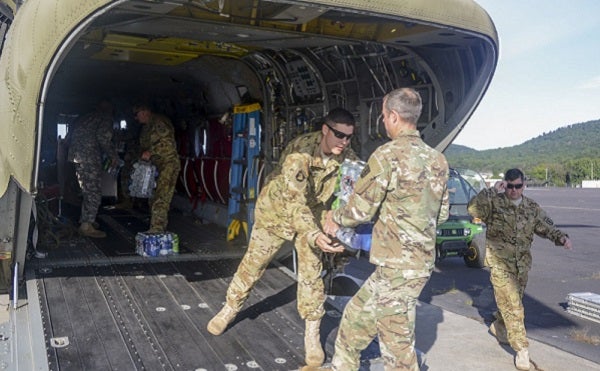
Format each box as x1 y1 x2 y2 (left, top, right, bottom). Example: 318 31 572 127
566 292 600 324
135 232 180 257
333 159 373 253
129 160 157 198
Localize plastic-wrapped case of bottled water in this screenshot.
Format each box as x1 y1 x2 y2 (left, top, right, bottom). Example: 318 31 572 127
333 159 366 209
135 232 179 257
335 223 373 253
332 159 373 253
129 160 157 198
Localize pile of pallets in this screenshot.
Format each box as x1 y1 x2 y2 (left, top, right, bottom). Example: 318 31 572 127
566 292 600 324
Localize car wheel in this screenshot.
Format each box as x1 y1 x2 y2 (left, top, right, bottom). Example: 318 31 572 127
464 233 486 268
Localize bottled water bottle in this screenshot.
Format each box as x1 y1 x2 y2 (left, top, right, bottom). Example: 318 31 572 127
108 159 125 176
159 234 172 256
171 233 179 254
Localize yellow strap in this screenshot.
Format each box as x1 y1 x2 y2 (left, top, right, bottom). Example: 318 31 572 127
233 103 261 114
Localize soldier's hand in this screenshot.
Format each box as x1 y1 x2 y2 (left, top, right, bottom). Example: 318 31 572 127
562 236 573 250
494 181 506 192
315 232 345 254
323 210 340 237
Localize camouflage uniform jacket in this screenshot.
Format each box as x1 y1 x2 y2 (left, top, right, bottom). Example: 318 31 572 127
332 128 449 278
67 111 117 164
467 188 568 273
258 131 359 246
139 113 179 168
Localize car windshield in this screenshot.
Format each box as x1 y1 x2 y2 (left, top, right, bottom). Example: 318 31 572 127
447 168 486 217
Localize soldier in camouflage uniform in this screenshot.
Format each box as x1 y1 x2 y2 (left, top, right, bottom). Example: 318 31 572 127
207 108 359 367
67 101 119 238
467 168 572 371
133 104 181 233
322 88 449 371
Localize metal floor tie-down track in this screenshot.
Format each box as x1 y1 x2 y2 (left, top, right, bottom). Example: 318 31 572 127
26 206 314 369
33 259 313 370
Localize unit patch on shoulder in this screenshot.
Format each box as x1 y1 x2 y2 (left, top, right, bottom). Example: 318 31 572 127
544 216 554 226
296 170 307 182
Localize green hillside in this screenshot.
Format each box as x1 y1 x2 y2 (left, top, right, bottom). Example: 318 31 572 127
444 119 600 186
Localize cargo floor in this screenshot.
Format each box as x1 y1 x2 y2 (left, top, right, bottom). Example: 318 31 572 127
26 203 380 370
32 203 248 267
33 259 323 370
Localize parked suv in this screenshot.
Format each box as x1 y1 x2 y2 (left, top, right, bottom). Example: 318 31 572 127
436 168 487 268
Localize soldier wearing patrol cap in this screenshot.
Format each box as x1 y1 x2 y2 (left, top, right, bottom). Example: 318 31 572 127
468 168 572 371
322 87 450 371
207 108 359 368
132 103 180 233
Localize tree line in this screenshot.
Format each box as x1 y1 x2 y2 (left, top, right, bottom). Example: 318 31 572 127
444 119 600 187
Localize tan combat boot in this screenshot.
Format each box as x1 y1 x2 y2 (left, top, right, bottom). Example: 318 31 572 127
515 348 530 370
300 366 332 371
489 319 509 345
207 304 238 335
79 222 107 238
304 319 325 367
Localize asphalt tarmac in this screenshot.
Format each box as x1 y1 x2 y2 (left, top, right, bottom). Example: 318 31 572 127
420 187 600 365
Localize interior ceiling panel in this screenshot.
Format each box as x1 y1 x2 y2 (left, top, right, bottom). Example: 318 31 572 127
118 1 180 14
103 18 353 49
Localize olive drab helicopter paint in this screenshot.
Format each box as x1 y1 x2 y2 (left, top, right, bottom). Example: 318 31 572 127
0 1 498 369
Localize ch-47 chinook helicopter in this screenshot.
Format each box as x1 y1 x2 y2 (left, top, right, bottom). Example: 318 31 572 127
0 0 498 369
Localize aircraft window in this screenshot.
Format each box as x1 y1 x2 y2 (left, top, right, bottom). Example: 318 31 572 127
236 85 249 100
120 120 127 130
57 123 67 140
56 113 78 139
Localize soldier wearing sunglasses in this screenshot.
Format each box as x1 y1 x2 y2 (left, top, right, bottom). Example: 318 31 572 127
468 168 572 371
208 108 359 368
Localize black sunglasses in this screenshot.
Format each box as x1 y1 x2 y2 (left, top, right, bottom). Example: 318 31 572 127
326 124 353 140
506 183 524 190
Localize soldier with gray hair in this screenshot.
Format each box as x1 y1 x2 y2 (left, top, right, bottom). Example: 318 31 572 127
468 168 572 370
67 100 118 238
322 88 450 370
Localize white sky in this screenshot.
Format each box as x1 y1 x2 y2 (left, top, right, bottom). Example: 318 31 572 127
452 0 600 150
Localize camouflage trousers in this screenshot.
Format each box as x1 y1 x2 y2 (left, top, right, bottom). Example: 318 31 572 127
332 267 429 371
74 161 103 224
149 160 180 232
225 222 325 320
489 265 529 351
